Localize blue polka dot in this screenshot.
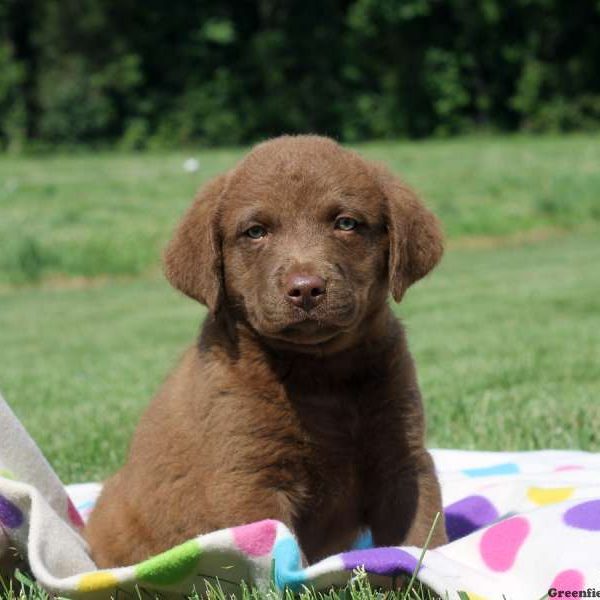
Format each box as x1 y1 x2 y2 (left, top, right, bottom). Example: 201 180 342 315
462 462 519 478
352 529 374 550
272 537 306 591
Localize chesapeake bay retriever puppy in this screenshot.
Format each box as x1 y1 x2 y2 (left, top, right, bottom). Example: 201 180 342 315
85 135 447 568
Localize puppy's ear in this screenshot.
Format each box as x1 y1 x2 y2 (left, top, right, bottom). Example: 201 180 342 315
374 164 443 302
163 174 227 312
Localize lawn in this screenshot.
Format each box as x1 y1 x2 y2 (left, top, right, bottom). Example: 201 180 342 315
2 134 600 286
2 228 599 484
1 134 599 599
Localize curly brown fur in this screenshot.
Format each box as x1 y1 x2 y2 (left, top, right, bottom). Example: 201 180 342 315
85 135 447 568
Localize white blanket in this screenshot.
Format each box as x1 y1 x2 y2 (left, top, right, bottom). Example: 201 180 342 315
1 393 599 599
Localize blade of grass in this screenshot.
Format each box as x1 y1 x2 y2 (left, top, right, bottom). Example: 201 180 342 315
401 512 441 600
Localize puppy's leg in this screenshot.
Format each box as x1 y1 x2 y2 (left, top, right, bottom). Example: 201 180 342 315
366 451 447 549
87 474 299 568
210 479 299 532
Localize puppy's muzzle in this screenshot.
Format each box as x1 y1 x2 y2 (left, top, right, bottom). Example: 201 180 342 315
284 273 326 312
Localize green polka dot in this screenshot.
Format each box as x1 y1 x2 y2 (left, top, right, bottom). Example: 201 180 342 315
0 469 16 480
135 540 201 586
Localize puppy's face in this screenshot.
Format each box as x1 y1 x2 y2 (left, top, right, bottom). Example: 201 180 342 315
219 141 389 347
165 136 443 352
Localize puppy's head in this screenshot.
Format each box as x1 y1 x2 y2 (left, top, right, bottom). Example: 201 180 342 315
165 135 442 351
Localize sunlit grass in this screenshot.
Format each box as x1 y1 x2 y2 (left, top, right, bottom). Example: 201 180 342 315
1 135 599 599
1 232 598 484
2 134 600 284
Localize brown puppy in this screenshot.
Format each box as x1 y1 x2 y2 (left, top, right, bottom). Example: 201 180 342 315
85 135 447 568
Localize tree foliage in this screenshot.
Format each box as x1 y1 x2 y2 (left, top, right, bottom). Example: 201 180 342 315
1 0 599 149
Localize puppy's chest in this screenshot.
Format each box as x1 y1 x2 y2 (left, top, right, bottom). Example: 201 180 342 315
298 394 363 452
281 385 375 481
285 391 378 536
247 369 391 506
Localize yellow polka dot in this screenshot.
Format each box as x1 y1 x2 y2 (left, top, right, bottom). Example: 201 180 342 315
463 593 487 600
77 571 119 592
527 486 574 506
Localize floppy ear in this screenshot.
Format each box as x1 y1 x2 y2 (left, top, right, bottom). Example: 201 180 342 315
163 174 227 312
374 164 444 302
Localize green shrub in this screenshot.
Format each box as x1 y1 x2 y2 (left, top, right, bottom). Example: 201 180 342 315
0 42 26 151
1 0 599 148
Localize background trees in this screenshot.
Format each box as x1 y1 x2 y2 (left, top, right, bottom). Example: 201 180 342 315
1 0 599 149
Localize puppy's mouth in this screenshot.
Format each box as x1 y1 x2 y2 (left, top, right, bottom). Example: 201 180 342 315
246 292 360 348
272 320 342 345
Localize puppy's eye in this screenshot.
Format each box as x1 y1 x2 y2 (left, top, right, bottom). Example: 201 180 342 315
246 225 267 239
335 217 359 231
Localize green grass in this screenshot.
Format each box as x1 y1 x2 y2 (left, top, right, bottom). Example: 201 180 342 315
1 231 598 483
1 134 599 599
1 134 600 285
1 566 442 600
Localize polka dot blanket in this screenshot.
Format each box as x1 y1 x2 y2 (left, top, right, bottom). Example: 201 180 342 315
1 394 599 599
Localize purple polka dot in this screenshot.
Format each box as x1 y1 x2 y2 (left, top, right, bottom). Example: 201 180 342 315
0 495 24 529
564 500 600 531
341 547 419 576
445 495 499 541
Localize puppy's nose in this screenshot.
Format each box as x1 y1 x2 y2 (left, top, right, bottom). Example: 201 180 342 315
285 274 326 310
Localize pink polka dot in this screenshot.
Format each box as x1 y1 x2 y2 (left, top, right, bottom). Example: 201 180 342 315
479 516 530 572
67 498 84 528
554 465 584 472
232 519 277 557
551 569 584 592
